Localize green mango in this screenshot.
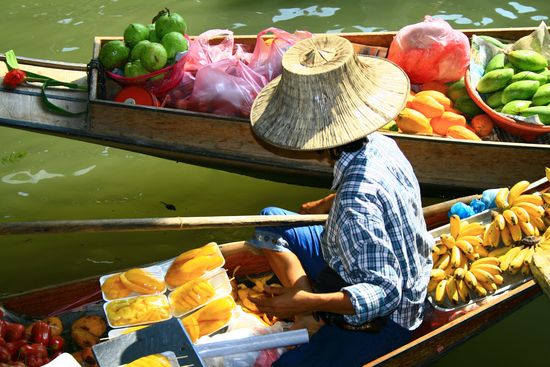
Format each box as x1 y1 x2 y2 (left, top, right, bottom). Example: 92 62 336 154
454 95 483 117
447 79 467 102
507 49 548 72
540 69 550 81
478 35 507 49
520 106 550 124
476 68 514 94
501 80 540 104
511 71 547 84
500 100 532 115
486 90 504 108
532 84 550 106
485 53 506 74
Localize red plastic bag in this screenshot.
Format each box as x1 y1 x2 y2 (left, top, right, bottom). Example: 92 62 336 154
184 29 237 74
175 57 267 117
387 16 470 84
248 27 313 81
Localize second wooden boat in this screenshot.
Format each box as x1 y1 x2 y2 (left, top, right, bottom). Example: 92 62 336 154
1 27 549 191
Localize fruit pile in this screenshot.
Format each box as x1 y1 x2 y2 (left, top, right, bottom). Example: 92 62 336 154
429 171 550 306
0 312 65 367
233 273 279 326
390 80 495 140
476 49 550 124
180 296 236 343
98 8 188 77
105 295 171 327
101 268 166 300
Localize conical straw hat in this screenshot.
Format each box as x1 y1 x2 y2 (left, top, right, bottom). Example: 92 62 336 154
250 35 409 151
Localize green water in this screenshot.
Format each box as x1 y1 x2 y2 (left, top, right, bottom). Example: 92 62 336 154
1 1 550 365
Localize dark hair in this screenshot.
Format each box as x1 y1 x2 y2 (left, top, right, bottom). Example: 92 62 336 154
327 137 368 160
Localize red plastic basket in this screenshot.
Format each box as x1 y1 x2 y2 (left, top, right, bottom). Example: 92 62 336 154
464 69 550 142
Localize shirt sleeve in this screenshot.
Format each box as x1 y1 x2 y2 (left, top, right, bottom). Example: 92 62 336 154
337 203 403 325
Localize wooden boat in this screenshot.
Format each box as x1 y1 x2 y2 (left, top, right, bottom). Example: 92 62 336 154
1 27 549 191
1 184 547 366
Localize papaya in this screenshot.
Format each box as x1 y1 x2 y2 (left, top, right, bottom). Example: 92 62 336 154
511 70 547 84
520 106 550 124
410 94 445 118
486 90 504 108
395 108 433 134
484 53 506 73
532 84 550 106
429 111 466 136
415 90 452 110
447 79 467 102
476 68 514 94
507 49 548 72
500 100 532 115
446 125 482 141
501 80 540 104
454 95 483 118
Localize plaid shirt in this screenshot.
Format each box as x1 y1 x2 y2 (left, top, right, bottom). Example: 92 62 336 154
322 133 433 330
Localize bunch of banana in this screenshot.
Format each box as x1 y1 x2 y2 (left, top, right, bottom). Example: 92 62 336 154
169 277 216 315
465 257 503 297
499 228 550 277
429 268 471 305
492 180 546 246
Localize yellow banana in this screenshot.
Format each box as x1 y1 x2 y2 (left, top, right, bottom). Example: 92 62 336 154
459 222 486 237
519 220 535 236
456 279 470 303
450 214 461 239
432 252 440 264
544 227 550 240
480 281 498 293
500 246 523 271
502 209 519 226
428 278 440 292
521 262 531 276
432 245 442 256
453 267 466 280
471 257 500 267
488 246 511 258
474 284 488 297
510 206 530 223
531 216 546 232
445 277 459 305
464 270 478 289
474 244 489 258
514 201 544 218
495 187 510 209
470 267 496 283
435 253 451 269
514 194 543 206
430 268 447 281
508 180 530 205
523 246 534 265
483 221 500 247
546 167 550 182
471 263 502 276
542 192 550 205
450 246 463 269
493 274 504 285
440 233 456 249
457 235 483 246
500 225 514 247
435 279 448 304
493 214 506 231
509 247 530 272
508 222 523 242
454 239 474 255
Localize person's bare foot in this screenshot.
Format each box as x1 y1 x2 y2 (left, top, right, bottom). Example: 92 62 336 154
299 194 335 214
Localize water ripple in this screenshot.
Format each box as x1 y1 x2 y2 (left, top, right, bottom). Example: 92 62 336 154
73 165 96 176
2 170 64 184
273 6 339 23
495 8 518 19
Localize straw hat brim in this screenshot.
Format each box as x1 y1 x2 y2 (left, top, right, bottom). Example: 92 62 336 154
250 52 409 151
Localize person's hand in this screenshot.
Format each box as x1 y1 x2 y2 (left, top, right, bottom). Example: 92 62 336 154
299 193 335 214
249 285 315 319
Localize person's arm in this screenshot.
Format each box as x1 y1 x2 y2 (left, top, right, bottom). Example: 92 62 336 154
299 193 336 214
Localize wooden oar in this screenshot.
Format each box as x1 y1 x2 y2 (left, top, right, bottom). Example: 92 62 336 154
0 194 479 236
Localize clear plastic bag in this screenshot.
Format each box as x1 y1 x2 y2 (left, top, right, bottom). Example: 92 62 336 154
388 16 470 84
248 27 313 81
184 29 237 74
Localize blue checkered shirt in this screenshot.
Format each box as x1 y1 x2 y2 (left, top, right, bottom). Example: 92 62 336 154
322 133 434 330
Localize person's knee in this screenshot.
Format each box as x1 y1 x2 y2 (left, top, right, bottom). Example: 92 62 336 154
260 206 288 216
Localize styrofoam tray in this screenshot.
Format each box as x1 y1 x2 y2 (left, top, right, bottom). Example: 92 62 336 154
99 265 166 301
104 294 172 328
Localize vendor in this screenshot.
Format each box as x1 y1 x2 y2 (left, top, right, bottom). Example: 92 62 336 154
248 35 434 367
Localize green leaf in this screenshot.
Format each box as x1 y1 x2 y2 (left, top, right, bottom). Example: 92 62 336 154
41 79 88 116
5 50 19 70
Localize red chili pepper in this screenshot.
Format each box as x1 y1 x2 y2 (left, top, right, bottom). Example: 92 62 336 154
3 323 25 342
47 335 64 355
2 69 27 89
30 321 50 346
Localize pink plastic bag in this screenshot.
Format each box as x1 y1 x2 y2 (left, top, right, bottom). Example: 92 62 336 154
249 27 313 81
178 57 267 117
184 29 236 74
387 16 470 84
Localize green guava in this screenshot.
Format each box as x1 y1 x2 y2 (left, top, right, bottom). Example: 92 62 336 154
124 60 149 78
154 9 187 39
130 40 151 61
140 42 168 72
98 40 130 70
123 23 149 49
161 32 188 59
147 24 159 43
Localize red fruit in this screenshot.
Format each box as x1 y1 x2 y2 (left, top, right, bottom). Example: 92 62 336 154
0 346 10 363
30 322 50 346
19 343 48 360
3 323 25 342
5 340 27 360
47 336 64 355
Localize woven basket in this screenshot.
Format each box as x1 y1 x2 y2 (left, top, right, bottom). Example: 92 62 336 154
464 69 550 142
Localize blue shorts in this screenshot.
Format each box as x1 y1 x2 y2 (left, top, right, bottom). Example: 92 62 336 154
249 207 414 367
